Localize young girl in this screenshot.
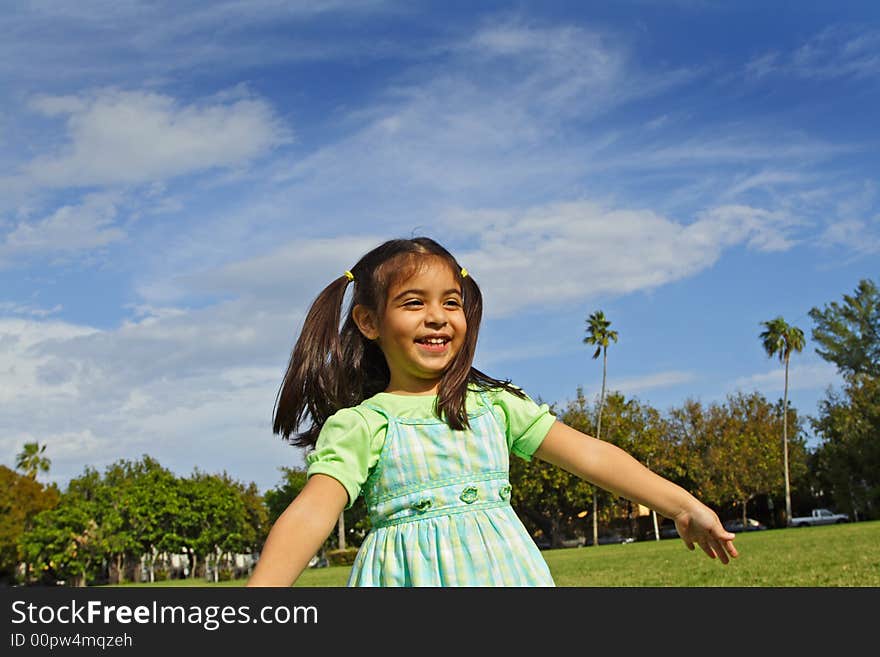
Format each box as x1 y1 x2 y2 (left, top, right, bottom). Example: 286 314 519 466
248 237 737 587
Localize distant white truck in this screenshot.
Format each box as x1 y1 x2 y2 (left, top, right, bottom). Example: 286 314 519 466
789 508 850 527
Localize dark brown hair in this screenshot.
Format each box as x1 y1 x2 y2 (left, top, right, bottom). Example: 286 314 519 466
272 236 526 448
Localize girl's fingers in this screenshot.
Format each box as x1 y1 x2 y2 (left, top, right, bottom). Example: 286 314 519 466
697 538 717 560
722 539 739 560
711 539 730 564
712 528 738 562
707 535 738 564
679 514 739 564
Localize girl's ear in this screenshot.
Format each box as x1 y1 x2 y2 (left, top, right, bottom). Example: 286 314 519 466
352 304 380 340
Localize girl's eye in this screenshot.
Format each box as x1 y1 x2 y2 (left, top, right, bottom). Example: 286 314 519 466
404 300 423 307
445 299 461 307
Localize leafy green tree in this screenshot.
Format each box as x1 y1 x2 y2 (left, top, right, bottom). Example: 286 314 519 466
701 392 806 525
583 310 618 546
263 467 308 524
805 279 879 519
760 316 806 524
599 392 666 538
18 494 104 587
15 442 50 480
808 279 879 378
810 373 880 520
93 457 180 583
240 481 269 554
64 466 133 583
0 465 60 582
509 391 593 547
264 467 366 554
15 454 272 585
663 399 710 499
178 471 252 580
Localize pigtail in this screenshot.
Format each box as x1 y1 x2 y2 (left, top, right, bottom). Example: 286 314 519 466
435 269 481 429
436 267 527 429
272 274 354 447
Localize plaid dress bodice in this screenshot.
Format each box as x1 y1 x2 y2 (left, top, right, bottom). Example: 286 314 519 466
346 392 555 587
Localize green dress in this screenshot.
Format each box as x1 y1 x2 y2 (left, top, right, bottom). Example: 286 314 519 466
306 387 557 586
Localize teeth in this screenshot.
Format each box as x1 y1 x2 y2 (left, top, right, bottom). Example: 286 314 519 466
423 338 447 344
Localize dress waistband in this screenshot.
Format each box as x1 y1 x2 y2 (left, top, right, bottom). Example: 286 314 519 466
367 473 513 529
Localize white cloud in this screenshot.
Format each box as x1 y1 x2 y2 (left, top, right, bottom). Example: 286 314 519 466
612 136 851 170
0 302 63 318
178 236 382 301
745 52 780 79
644 114 671 130
722 170 809 199
0 318 100 407
475 339 572 368
0 192 124 264
0 307 301 490
441 200 799 317
271 19 695 205
732 361 841 396
0 1 398 86
746 26 880 80
606 370 698 395
133 233 382 307
691 204 801 252
818 219 880 256
17 89 289 188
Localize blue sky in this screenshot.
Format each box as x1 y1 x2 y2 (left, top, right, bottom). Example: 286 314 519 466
2 1 878 493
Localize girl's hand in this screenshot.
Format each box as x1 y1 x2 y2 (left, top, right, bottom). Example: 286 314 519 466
673 502 739 565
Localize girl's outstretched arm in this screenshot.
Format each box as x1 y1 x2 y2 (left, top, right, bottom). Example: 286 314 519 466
533 421 739 564
247 474 348 586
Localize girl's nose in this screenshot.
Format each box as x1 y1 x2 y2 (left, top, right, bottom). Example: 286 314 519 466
425 304 448 326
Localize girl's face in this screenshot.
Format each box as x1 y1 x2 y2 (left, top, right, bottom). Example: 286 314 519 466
354 257 467 395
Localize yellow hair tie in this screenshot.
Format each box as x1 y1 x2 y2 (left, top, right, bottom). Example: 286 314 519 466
460 267 468 279
344 270 354 282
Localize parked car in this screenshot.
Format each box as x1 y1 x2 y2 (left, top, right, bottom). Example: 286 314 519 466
308 554 329 568
722 518 767 533
532 535 587 549
532 536 552 550
788 508 849 527
586 532 635 546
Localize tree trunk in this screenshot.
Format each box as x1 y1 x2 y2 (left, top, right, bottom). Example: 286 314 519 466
337 513 346 550
591 493 598 545
592 348 608 547
783 355 792 525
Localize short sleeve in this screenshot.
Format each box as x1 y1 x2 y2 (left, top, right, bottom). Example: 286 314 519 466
305 407 384 509
490 387 557 461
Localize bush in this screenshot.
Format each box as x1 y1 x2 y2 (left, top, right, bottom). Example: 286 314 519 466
326 548 359 566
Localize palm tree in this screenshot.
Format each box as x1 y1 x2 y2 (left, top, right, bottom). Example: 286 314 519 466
759 316 805 526
15 441 51 480
583 310 618 547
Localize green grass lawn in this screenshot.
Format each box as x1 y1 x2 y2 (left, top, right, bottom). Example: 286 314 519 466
116 520 880 587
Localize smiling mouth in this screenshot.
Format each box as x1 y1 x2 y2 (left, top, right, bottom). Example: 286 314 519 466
415 337 451 352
